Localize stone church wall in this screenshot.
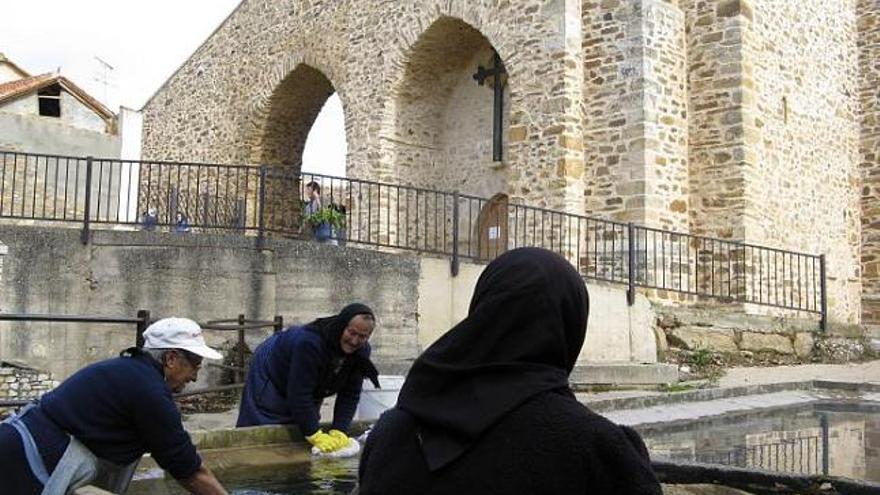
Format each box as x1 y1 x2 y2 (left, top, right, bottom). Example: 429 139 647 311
582 0 689 230
744 0 862 324
859 1 880 327
140 0 874 325
679 0 863 323
682 0 752 242
142 0 584 212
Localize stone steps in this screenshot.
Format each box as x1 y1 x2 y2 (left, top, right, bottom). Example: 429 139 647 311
569 362 679 386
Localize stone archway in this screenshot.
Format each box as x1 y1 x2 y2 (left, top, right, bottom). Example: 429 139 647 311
391 16 511 198
254 64 346 233
257 64 338 171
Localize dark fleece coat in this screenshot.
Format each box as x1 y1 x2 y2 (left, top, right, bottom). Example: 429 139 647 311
358 248 661 494
358 390 661 495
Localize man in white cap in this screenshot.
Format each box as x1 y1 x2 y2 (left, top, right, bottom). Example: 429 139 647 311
0 317 229 494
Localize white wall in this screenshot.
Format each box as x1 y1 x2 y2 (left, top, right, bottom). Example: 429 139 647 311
119 106 143 161
117 107 143 221
0 112 120 157
60 92 107 133
416 257 658 364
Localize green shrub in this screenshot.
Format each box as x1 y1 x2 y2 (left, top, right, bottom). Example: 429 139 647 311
306 206 346 230
688 347 714 367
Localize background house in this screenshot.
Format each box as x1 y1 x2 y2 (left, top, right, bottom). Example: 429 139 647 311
0 52 120 157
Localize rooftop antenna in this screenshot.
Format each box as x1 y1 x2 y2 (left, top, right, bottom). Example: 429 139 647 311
92 55 116 108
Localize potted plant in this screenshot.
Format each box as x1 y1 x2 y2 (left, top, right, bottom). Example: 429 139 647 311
306 206 346 242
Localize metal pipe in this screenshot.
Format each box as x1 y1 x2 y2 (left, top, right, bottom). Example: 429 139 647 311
627 223 635 306
80 156 93 244
451 191 460 276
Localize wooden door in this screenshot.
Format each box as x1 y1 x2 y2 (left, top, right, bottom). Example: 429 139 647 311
477 193 509 260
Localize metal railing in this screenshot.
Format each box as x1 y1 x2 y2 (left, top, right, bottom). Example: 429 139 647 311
194 314 284 391
0 151 827 328
0 311 284 407
690 436 824 476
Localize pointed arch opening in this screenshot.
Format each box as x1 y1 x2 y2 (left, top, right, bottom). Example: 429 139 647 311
392 17 510 198
258 64 343 174
255 64 348 233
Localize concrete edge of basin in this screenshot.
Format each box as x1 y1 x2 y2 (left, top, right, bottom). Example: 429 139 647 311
654 459 880 494
586 380 879 413
189 420 373 451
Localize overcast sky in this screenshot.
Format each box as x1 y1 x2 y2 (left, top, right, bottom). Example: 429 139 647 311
1 0 346 176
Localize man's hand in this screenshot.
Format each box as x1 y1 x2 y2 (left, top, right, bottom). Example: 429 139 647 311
178 464 228 495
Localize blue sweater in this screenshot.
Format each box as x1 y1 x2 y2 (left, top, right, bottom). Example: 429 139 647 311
29 353 200 480
236 325 369 435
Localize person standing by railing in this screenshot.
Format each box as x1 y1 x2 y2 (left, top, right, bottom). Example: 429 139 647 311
302 181 338 245
0 318 229 495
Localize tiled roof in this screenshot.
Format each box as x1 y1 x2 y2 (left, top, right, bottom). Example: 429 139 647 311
0 73 115 121
0 73 56 101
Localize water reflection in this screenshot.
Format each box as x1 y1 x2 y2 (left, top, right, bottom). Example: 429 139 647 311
228 457 359 495
638 401 880 482
130 400 880 492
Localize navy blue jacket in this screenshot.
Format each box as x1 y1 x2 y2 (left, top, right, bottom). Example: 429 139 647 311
0 352 200 486
236 325 369 435
41 353 201 479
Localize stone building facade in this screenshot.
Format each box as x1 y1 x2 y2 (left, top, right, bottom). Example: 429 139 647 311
141 0 879 327
860 0 880 326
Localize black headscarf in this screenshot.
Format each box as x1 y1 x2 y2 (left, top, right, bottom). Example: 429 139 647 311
308 303 380 390
397 247 589 471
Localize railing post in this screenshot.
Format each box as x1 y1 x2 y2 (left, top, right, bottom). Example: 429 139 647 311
820 412 829 475
256 165 267 249
273 315 283 334
80 156 94 245
627 222 635 306
201 191 211 226
135 309 150 348
819 254 827 333
451 191 460 277
237 313 246 383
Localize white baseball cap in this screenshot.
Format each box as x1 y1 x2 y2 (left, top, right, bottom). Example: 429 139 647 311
142 317 223 360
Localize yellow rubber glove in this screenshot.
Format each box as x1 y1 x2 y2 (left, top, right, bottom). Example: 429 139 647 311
305 430 344 453
328 429 351 448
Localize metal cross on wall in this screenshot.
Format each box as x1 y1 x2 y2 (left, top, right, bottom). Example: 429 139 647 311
472 51 507 162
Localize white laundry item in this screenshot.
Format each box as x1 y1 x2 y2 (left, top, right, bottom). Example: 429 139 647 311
356 428 371 444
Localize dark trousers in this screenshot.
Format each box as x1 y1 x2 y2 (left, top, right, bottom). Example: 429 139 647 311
0 423 43 495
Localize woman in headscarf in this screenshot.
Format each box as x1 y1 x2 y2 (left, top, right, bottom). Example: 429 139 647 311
358 248 661 494
237 303 379 454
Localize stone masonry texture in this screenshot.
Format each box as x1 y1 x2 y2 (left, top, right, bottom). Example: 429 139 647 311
140 0 879 326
